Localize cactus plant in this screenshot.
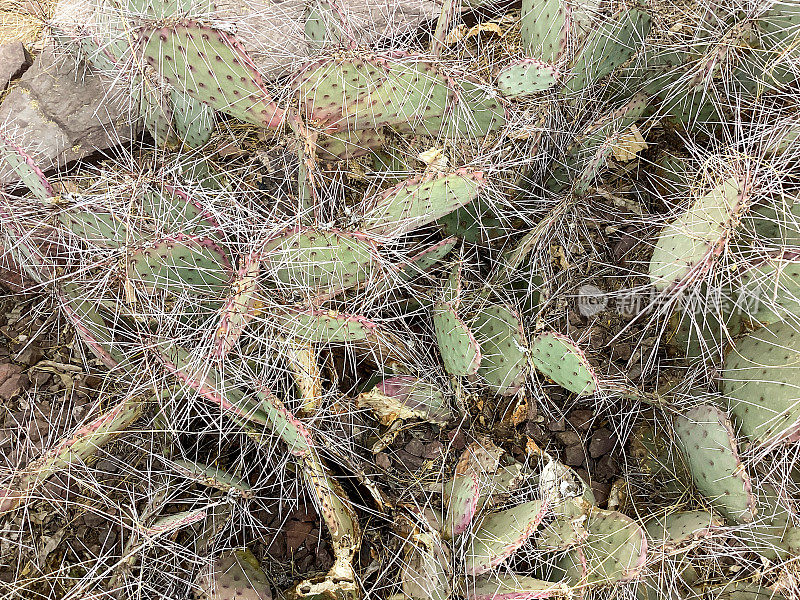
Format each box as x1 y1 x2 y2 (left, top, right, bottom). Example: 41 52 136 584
529 332 598 396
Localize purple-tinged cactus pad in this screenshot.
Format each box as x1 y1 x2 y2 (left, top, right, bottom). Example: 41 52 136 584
195 549 272 600
471 303 529 396
530 331 598 396
433 301 482 376
260 227 381 297
496 59 560 97
0 133 55 201
721 321 800 447
140 21 284 129
360 169 485 239
356 375 452 425
464 575 569 600
673 404 756 523
126 234 232 297
465 499 549 575
213 252 260 358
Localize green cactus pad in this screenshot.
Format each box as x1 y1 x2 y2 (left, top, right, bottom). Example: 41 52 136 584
0 134 55 201
565 8 652 93
520 0 569 63
476 461 524 512
58 210 136 249
437 196 509 246
357 375 452 426
171 90 215 148
141 187 224 239
737 485 800 561
141 21 284 129
737 252 800 326
709 582 787 600
496 59 560 97
317 129 385 161
673 403 756 523
536 500 589 552
360 169 485 239
471 303 529 396
644 510 723 548
58 286 128 370
530 332 597 396
433 301 482 376
465 499 548 575
126 235 232 297
172 459 253 498
399 237 458 282
579 507 648 584
260 227 380 296
304 0 354 50
255 387 315 457
196 549 272 600
649 176 748 291
721 321 800 447
464 575 569 600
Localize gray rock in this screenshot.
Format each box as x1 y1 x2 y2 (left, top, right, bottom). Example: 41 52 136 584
0 42 32 91
0 45 137 186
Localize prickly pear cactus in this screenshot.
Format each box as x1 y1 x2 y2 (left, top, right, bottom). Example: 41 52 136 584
195 549 272 600
529 332 597 396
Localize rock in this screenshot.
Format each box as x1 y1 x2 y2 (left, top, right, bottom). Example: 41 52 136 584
594 454 618 480
567 409 594 431
405 438 425 457
0 362 26 400
375 452 391 470
563 444 586 467
590 481 612 507
0 45 137 188
285 519 314 552
546 417 565 432
424 440 444 459
588 428 616 458
0 42 32 91
447 428 466 451
555 430 582 447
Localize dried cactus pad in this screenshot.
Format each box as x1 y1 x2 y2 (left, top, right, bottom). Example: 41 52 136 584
465 575 569 600
0 133 55 201
649 176 747 291
433 301 482 376
360 169 485 239
126 235 232 297
530 332 598 396
673 404 756 523
401 533 452 600
721 321 800 447
195 549 272 600
141 21 284 129
496 59 560 97
644 510 723 548
213 252 260 358
465 499 549 575
357 375 452 426
520 0 570 63
260 227 380 295
565 8 652 93
471 303 529 396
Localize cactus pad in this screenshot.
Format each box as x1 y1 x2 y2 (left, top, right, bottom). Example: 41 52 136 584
578 506 648 584
673 404 756 523
317 129 385 161
465 575 569 600
359 169 485 239
401 533 452 600
398 237 459 282
465 499 549 574
141 187 224 239
260 227 380 296
520 0 570 63
433 301 482 376
496 59 560 97
649 176 748 291
213 252 260 358
141 21 284 129
721 321 800 447
644 510 723 548
471 303 529 396
304 0 354 50
58 210 136 249
126 235 232 297
356 375 452 426
0 134 55 201
196 549 272 600
566 8 652 93
172 459 253 498
738 252 800 326
171 90 215 148
530 332 597 396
